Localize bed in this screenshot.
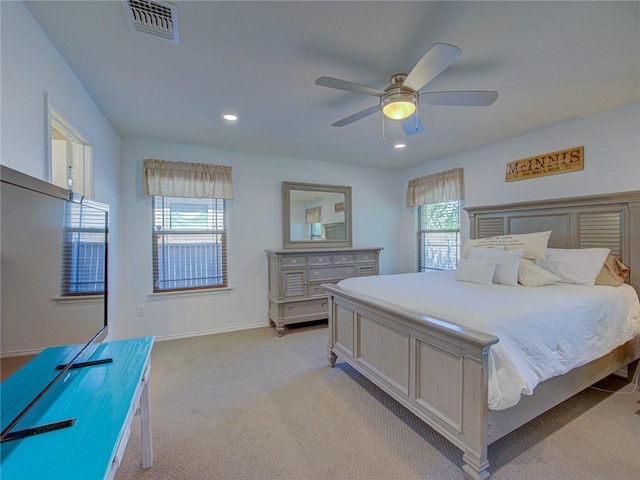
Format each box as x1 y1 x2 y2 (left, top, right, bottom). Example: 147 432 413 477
324 191 640 480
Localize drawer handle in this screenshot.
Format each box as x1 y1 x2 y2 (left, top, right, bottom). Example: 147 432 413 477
322 303 327 307
288 307 294 311
318 258 324 262
345 269 352 274
341 256 347 261
314 271 320 276
314 287 320 293
291 259 297 264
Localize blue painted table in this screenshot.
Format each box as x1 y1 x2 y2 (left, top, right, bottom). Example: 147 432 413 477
1 336 155 480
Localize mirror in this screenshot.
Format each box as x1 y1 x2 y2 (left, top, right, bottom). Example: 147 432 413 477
282 181 352 249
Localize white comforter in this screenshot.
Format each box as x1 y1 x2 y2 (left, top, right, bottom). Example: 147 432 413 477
337 271 640 410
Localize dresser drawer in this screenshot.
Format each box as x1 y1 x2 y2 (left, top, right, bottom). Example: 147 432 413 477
333 253 355 264
281 298 328 322
308 281 336 297
282 256 307 267
356 252 376 263
309 254 332 266
309 265 355 281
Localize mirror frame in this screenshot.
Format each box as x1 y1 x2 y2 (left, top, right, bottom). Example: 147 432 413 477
282 181 352 249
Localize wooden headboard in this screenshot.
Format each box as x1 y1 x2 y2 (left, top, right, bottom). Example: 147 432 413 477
465 191 640 296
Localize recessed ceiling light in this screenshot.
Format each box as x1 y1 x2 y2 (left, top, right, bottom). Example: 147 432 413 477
394 142 407 150
222 113 239 122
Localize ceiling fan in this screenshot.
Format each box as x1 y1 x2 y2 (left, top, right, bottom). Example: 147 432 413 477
315 43 498 135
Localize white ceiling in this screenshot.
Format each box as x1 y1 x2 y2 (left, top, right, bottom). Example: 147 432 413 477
24 1 640 171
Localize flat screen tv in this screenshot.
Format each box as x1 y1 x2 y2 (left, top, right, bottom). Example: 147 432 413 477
0 165 109 444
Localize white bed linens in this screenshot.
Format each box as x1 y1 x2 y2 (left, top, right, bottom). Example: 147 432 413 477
337 271 640 410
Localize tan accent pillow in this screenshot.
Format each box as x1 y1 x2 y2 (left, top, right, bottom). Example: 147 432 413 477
462 231 551 260
595 255 629 286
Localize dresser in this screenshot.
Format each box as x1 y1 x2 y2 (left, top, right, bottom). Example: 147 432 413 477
265 247 382 335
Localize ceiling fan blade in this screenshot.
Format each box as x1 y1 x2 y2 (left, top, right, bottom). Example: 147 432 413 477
403 43 462 92
315 77 385 97
420 91 498 106
401 115 424 135
331 105 380 127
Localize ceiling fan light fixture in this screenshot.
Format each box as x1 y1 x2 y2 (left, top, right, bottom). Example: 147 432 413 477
316 44 498 132
381 92 416 120
222 112 239 122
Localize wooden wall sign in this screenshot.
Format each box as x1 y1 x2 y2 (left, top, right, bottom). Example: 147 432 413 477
505 146 584 182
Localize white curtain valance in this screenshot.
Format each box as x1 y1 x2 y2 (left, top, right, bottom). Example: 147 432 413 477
143 159 234 199
406 167 464 207
305 206 322 224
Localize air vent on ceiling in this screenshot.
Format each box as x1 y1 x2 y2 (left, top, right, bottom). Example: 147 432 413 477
123 0 180 43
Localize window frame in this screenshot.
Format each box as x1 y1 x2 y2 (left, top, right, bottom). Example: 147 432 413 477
416 200 461 272
151 196 228 293
60 198 108 297
46 93 93 197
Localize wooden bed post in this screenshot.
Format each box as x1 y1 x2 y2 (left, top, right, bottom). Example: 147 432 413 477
627 197 640 296
326 292 338 367
460 345 492 480
627 358 639 382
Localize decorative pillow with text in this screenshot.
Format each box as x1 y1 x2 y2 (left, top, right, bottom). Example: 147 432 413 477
462 231 551 260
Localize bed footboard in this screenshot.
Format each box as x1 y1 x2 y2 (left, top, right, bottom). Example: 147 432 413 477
325 282 640 480
324 283 499 480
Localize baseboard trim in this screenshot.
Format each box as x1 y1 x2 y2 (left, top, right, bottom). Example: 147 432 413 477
1 323 271 358
154 322 269 343
0 347 43 359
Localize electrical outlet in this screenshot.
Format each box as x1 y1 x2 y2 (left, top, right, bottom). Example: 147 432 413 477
136 305 147 317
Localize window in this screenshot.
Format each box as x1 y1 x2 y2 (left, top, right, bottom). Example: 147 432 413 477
309 222 323 239
61 201 107 295
407 168 464 272
152 196 227 292
143 158 233 292
47 94 93 197
305 206 323 239
416 200 461 272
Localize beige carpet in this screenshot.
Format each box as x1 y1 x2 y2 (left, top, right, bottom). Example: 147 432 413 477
115 324 640 480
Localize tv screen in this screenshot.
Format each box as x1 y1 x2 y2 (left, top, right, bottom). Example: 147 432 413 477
0 165 109 443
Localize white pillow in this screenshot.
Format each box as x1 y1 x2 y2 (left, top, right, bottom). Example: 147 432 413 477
454 259 497 286
518 258 561 287
535 248 610 286
462 231 551 260
468 248 524 286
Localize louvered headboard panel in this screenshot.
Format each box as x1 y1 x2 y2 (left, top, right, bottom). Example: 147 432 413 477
466 192 640 296
476 217 504 238
578 212 622 256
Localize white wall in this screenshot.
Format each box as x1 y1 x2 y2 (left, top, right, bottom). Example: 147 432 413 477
1 2 123 338
117 140 402 340
399 102 640 272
